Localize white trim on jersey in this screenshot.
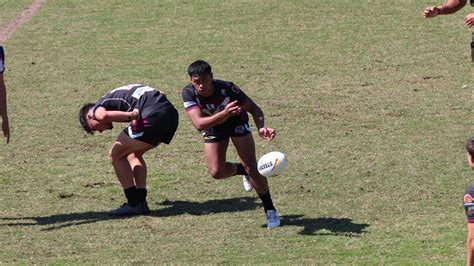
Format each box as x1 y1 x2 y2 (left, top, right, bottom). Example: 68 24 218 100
110 84 143 93
183 101 197 109
128 125 144 139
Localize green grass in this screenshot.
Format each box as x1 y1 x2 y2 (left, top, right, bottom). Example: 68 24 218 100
0 0 31 30
0 0 473 264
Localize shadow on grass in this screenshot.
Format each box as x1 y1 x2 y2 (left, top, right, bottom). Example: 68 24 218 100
279 215 369 236
0 211 116 231
0 196 259 231
0 198 369 236
150 196 259 217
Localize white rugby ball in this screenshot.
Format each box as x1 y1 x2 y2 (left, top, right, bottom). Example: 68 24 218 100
258 151 287 177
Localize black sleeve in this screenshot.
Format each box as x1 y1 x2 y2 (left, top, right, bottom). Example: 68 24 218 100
0 46 5 74
182 85 199 111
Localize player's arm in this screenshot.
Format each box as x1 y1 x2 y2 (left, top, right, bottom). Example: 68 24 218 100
467 223 474 265
424 0 467 17
94 107 139 123
185 102 241 131
240 97 275 141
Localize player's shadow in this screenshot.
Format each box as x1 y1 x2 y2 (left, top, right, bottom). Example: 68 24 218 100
0 196 259 231
0 199 369 236
0 211 114 231
280 215 369 236
149 196 259 217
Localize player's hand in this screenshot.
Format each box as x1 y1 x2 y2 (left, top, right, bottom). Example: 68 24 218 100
258 127 276 141
2 118 9 144
130 109 140 128
224 101 241 117
424 6 440 18
465 13 474 27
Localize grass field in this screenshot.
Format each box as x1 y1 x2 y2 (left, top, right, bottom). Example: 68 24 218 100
0 0 473 264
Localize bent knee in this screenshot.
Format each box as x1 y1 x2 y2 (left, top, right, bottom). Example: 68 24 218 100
208 168 226 179
108 147 127 162
108 149 114 161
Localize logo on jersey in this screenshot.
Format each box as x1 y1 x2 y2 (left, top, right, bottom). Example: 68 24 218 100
201 97 230 116
465 193 473 203
132 86 155 99
234 124 251 134
235 125 245 134
231 85 240 93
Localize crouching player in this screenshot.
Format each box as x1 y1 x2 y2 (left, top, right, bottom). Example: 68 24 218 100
181 60 280 228
79 84 179 215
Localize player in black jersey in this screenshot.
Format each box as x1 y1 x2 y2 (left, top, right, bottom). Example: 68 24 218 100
182 60 280 228
79 84 179 215
424 0 474 25
0 46 10 144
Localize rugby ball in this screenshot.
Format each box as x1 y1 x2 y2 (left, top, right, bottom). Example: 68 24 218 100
258 151 287 177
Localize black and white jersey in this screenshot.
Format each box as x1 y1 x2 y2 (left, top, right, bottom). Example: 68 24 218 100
0 46 5 74
93 84 167 118
182 79 249 130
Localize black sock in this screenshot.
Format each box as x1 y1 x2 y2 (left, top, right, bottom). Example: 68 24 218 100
258 191 276 212
124 186 138 207
136 188 147 203
234 163 247 175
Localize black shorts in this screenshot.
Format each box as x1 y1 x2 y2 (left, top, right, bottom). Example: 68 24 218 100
464 184 474 223
124 104 179 146
202 123 251 143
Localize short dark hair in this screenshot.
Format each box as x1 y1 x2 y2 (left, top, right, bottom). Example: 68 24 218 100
79 103 95 135
188 60 212 77
466 137 474 156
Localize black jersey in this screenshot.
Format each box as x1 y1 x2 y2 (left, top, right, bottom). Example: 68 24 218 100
93 84 169 118
182 79 249 130
0 46 4 74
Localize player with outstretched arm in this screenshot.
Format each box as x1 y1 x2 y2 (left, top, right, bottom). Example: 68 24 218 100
79 84 179 215
424 0 471 21
423 1 474 79
181 60 280 228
